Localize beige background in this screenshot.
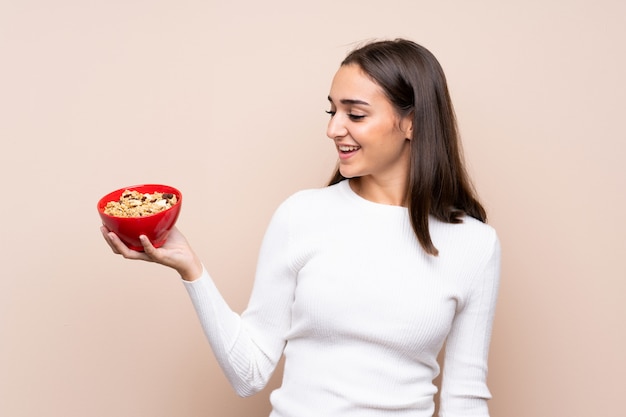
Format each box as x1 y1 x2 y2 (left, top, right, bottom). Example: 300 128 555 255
1 1 624 416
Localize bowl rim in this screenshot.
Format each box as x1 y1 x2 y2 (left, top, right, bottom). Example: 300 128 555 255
97 183 182 219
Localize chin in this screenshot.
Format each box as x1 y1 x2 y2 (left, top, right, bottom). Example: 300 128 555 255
338 166 360 179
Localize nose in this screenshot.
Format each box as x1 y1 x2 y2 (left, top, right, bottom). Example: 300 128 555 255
326 114 348 140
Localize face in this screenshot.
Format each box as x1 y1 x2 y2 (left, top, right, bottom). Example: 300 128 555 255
326 64 413 183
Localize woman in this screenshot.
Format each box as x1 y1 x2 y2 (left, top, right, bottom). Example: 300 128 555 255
102 38 501 417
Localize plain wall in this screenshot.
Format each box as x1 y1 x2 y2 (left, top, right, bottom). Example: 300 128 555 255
1 1 624 416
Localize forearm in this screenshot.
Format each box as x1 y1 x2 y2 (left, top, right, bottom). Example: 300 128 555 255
183 268 280 396
439 235 501 416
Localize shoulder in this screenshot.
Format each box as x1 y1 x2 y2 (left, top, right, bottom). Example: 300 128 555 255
264 182 352 235
431 215 500 266
276 181 347 213
429 217 501 298
433 215 498 245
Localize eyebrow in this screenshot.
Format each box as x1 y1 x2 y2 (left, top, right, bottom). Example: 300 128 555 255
327 96 371 106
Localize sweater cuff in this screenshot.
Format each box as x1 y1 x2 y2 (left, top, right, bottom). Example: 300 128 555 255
180 263 208 284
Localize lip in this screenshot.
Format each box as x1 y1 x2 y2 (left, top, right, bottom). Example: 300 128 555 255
336 144 360 160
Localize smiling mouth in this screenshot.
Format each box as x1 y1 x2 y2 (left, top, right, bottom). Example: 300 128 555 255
338 145 360 153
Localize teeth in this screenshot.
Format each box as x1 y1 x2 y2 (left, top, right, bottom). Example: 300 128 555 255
339 145 360 152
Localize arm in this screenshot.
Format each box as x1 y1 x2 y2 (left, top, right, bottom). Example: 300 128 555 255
439 234 501 417
182 200 296 396
100 199 297 396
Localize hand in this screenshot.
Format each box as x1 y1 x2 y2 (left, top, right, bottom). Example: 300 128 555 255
100 226 203 281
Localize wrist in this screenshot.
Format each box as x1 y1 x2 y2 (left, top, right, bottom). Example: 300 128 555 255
178 258 203 282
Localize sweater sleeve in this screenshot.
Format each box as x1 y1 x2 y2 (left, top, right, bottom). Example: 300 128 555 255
182 199 296 397
439 232 501 417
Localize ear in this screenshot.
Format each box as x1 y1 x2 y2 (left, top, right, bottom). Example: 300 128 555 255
401 112 414 140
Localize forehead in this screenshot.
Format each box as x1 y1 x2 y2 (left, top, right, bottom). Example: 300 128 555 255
328 64 386 103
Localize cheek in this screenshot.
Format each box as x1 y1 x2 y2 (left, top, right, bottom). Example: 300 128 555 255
378 133 411 160
353 124 383 145
372 126 406 148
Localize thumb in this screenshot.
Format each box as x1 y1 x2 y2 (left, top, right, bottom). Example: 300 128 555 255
139 235 158 259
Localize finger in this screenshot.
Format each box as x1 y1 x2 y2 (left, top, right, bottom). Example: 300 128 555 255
107 232 150 261
100 226 120 254
139 235 162 260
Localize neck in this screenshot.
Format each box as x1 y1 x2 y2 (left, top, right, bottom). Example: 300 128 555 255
350 177 408 207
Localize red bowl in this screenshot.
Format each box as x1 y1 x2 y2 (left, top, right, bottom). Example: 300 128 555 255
97 184 182 251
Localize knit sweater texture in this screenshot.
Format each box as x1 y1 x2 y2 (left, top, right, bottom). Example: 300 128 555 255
183 180 501 417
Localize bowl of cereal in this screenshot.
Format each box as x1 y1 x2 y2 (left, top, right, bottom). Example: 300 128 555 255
97 184 182 251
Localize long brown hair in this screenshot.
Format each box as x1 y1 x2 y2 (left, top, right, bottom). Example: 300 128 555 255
328 39 486 256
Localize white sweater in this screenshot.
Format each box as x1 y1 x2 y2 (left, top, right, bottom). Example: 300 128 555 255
183 180 501 417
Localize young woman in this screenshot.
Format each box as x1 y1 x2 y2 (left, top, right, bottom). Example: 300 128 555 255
102 38 501 417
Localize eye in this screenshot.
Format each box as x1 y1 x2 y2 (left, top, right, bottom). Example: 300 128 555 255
348 114 365 121
325 110 336 117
